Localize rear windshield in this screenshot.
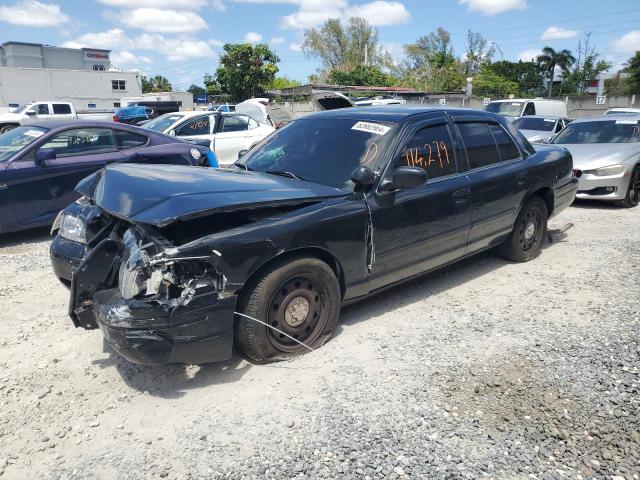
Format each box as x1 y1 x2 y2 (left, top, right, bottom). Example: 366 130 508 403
513 117 556 131
485 102 523 117
0 126 49 162
552 120 640 144
143 113 185 132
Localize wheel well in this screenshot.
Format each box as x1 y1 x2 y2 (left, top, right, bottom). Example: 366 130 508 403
0 123 19 129
238 247 346 300
530 187 554 216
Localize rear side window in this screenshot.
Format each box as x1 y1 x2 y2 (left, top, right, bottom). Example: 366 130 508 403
222 115 249 132
52 103 72 114
397 123 457 180
115 130 148 149
456 122 501 169
488 124 520 161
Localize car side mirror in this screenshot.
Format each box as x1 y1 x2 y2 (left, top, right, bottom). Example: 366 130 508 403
380 166 427 192
350 166 375 186
168 130 176 136
35 148 56 166
26 110 36 116
237 149 249 160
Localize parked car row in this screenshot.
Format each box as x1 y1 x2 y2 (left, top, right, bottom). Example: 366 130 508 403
0 101 114 133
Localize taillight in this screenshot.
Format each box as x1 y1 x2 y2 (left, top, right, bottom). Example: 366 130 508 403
113 115 118 122
573 169 582 178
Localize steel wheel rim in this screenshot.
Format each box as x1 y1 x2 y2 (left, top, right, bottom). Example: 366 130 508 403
519 207 542 252
267 276 326 352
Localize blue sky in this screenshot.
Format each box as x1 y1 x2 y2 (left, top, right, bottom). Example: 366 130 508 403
1 0 639 90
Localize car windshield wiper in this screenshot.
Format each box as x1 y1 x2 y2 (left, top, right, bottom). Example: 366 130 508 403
264 170 312 182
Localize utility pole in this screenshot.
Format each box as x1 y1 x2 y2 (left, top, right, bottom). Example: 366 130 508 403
364 44 368 67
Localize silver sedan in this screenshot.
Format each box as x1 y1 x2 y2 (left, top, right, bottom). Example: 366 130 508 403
550 115 640 207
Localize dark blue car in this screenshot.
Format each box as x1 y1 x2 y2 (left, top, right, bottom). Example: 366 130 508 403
0 120 214 234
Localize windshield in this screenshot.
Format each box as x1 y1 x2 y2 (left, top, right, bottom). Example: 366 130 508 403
0 126 48 162
552 120 640 144
238 118 396 189
11 105 32 114
143 113 185 132
485 102 523 117
513 117 556 131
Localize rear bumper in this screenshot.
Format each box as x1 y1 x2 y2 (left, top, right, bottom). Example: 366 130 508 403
552 177 578 218
93 288 236 365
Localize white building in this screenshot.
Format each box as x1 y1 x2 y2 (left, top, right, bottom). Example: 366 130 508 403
0 41 142 110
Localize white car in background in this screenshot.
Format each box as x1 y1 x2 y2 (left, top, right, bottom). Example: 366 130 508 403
354 95 407 106
603 107 640 116
512 115 572 143
142 100 274 165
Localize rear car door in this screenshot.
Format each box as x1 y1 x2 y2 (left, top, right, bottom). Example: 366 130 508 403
453 118 531 253
6 127 124 226
369 116 472 290
214 115 253 164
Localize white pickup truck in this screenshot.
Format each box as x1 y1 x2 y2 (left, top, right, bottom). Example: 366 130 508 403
0 101 114 134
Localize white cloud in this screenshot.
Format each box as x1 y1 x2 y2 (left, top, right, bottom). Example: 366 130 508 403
270 36 285 45
612 30 640 56
208 38 225 47
345 1 409 26
540 26 577 41
97 0 209 7
119 8 207 33
289 42 302 52
381 41 405 65
110 50 153 66
211 0 226 10
136 34 214 60
517 48 541 62
244 32 263 43
459 0 526 15
61 28 134 50
0 0 69 26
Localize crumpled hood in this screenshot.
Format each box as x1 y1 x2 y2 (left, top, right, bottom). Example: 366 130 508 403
80 163 347 226
558 143 640 170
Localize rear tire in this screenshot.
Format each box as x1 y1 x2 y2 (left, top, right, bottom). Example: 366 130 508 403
614 167 639 208
0 124 17 134
498 196 548 263
235 256 341 363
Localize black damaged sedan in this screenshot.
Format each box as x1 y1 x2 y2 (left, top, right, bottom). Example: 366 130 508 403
50 107 578 365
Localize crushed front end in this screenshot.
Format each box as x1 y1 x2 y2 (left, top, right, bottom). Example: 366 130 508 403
69 222 236 365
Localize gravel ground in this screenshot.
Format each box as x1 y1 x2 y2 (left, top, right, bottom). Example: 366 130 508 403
0 200 638 480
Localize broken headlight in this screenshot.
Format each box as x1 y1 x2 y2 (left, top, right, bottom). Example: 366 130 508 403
59 214 87 244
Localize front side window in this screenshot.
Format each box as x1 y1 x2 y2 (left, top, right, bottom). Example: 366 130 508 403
52 103 72 114
144 113 185 133
523 102 536 116
485 102 523 117
222 115 249 132
457 122 501 169
175 115 213 136
32 104 49 115
397 124 457 180
0 126 49 162
39 128 116 157
552 120 640 144
115 130 148 149
488 124 520 161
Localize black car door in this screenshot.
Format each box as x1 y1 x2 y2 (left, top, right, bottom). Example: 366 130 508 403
368 116 472 291
6 127 124 227
452 118 531 254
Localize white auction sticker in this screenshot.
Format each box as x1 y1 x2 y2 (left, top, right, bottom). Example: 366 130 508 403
615 119 638 125
23 130 44 138
352 121 391 135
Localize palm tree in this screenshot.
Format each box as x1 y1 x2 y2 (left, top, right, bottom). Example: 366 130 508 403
537 47 576 97
150 75 173 93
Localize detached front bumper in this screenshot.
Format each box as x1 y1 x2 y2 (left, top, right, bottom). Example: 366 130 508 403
50 234 86 286
93 288 236 365
69 237 237 366
575 170 630 201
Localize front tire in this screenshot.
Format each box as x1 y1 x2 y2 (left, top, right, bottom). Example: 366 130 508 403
498 196 548 262
0 124 17 134
235 256 341 363
614 167 639 208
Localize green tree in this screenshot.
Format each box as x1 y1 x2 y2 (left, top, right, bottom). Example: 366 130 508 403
141 75 153 93
464 30 495 75
302 17 383 77
187 84 207 102
203 73 221 96
472 65 519 97
623 51 640 93
146 75 172 93
270 76 302 90
536 47 576 97
328 65 395 86
215 43 279 101
488 60 544 96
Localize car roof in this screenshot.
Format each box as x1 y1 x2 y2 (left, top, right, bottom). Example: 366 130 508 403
21 119 163 135
302 106 500 123
571 114 640 123
489 98 564 103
